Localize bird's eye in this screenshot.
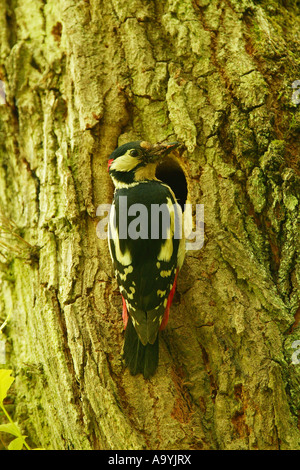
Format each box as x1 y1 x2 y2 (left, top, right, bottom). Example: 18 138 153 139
130 149 140 157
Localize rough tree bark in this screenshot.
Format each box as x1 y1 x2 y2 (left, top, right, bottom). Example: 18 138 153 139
0 0 299 450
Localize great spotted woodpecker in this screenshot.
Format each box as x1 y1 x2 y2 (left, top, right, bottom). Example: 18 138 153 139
108 140 185 378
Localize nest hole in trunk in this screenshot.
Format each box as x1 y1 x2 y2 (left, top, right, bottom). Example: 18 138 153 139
155 157 188 211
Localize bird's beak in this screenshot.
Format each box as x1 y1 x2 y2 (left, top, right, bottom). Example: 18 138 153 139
143 141 180 162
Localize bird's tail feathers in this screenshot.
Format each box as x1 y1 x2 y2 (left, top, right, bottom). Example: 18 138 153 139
123 316 159 379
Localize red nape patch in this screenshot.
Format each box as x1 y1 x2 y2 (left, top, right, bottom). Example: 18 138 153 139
122 296 129 329
107 158 114 171
160 269 179 331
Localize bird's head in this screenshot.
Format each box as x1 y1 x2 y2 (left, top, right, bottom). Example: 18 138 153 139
108 140 179 187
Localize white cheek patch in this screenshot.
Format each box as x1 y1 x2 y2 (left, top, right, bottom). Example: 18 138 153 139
110 154 141 172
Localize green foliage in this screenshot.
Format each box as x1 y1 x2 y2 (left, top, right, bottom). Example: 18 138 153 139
0 369 42 450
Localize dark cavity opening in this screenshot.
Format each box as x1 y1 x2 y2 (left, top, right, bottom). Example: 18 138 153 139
156 157 188 211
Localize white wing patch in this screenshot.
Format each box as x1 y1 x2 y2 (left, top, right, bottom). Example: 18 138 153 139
157 238 173 262
109 203 132 266
157 197 174 262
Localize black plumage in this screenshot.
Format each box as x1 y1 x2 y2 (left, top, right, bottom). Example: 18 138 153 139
108 141 183 378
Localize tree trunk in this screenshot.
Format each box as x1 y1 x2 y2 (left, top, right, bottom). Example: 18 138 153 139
0 0 299 450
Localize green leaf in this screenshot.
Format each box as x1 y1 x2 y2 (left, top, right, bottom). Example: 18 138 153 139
0 369 15 403
8 437 26 450
0 422 22 437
